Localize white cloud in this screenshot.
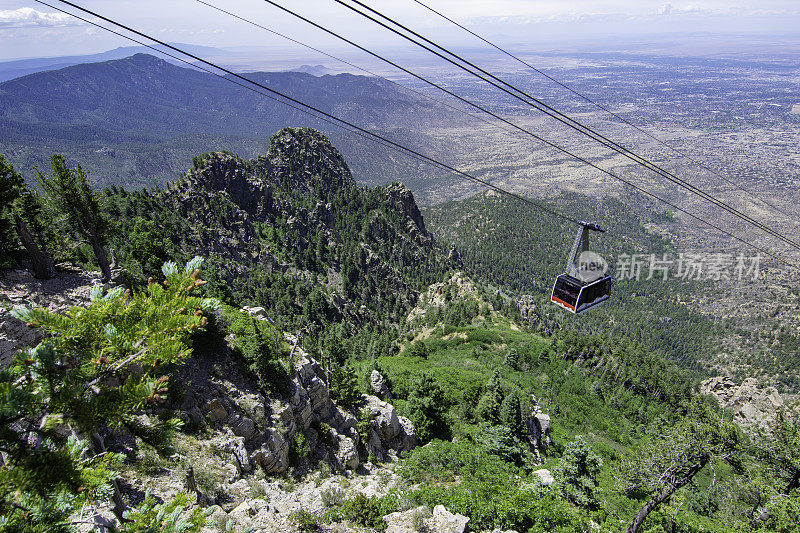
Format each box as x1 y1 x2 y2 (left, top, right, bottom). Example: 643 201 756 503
0 7 83 28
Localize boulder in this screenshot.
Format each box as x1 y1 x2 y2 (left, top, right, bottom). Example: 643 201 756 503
232 417 256 441
334 434 359 471
384 506 431 533
364 396 401 441
431 505 469 533
361 395 417 460
204 398 228 423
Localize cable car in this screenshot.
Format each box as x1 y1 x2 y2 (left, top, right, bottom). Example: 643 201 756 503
551 222 611 315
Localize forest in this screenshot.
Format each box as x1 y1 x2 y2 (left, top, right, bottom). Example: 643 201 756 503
1 131 799 532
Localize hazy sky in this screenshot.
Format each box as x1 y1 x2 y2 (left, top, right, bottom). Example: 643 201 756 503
1 0 799 60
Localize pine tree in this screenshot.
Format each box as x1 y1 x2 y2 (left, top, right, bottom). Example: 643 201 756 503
0 155 55 278
476 370 504 425
504 348 520 370
406 372 449 443
37 155 112 280
0 257 217 531
500 391 524 437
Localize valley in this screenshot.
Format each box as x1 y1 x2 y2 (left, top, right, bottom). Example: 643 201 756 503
1 27 800 533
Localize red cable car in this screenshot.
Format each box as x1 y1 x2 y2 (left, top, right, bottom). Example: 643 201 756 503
551 222 611 315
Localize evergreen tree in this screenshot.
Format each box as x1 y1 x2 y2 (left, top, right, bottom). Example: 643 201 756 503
553 436 603 509
504 348 519 370
476 371 504 425
0 257 218 530
0 154 22 255
406 373 450 443
500 391 524 437
0 156 55 278
126 217 176 281
37 155 112 280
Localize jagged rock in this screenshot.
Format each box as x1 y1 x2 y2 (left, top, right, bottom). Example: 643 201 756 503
361 395 417 460
371 370 391 400
188 152 268 214
204 398 228 422
256 127 357 194
232 417 256 441
250 428 289 475
532 469 555 486
701 376 785 431
527 413 551 452
365 396 401 440
431 505 469 533
333 434 359 471
384 182 431 245
223 434 251 474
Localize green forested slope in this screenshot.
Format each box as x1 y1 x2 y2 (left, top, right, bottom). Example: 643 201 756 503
3 129 799 533
425 192 734 371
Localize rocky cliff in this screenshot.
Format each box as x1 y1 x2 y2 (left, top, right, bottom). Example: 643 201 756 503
138 127 442 329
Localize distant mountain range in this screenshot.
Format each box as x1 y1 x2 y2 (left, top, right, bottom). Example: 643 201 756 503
0 54 460 190
0 45 229 83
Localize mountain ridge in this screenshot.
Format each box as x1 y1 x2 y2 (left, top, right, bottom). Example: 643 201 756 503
0 53 459 189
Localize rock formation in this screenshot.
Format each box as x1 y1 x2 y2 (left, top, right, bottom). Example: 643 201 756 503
701 376 786 431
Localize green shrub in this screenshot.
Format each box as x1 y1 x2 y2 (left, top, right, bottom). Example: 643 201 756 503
325 493 386 530
321 486 346 508
121 492 209 533
406 340 429 358
400 440 587 531
289 508 320 531
358 409 376 446
290 431 312 465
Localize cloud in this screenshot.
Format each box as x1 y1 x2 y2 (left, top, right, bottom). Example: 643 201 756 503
0 7 83 28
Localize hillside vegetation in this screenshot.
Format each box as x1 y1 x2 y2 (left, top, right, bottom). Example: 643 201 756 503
1 129 799 532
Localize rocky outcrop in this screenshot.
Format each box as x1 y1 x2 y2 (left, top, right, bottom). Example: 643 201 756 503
385 505 468 533
167 128 441 331
170 307 419 484
359 395 417 462
256 127 357 195
384 182 431 245
370 370 391 400
181 334 362 478
0 267 100 367
525 399 552 463
407 271 490 323
186 152 268 214
701 376 785 431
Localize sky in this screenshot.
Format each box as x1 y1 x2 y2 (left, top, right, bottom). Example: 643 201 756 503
1 0 800 60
